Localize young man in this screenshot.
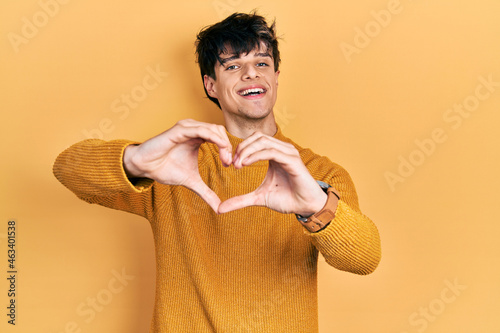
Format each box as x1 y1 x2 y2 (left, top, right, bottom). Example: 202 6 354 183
54 12 381 333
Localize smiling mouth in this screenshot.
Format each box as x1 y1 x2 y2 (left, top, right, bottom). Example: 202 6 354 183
238 88 267 97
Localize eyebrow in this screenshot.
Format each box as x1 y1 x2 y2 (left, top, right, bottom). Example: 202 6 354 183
219 52 272 65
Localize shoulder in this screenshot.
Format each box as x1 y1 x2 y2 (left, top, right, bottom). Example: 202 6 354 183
279 132 353 185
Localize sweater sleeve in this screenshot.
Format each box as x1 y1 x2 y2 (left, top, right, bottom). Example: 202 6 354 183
305 158 382 275
52 139 154 219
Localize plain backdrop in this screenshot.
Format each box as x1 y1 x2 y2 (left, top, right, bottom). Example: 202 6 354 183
1 0 500 332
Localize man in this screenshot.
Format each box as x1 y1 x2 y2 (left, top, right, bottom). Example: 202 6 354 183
54 12 381 332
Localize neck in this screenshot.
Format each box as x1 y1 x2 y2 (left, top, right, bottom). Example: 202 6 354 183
223 112 277 139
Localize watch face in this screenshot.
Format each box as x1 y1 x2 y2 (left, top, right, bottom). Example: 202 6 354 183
316 180 331 190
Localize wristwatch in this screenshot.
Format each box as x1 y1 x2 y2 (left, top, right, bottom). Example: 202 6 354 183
296 181 340 233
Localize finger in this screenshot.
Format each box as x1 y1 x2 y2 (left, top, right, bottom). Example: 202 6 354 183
234 134 295 168
218 192 262 214
174 121 233 166
233 131 268 164
239 147 300 175
233 131 263 154
233 132 262 168
235 131 294 154
175 122 230 148
214 125 233 167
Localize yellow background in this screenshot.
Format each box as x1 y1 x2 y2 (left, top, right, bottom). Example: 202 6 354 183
1 0 499 332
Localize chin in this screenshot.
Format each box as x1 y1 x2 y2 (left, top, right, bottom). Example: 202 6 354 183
238 107 273 121
238 101 275 118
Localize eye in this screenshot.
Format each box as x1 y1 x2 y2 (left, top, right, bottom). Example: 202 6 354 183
256 62 269 67
225 64 239 70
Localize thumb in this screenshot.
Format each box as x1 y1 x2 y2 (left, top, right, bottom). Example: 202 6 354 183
188 181 222 213
218 192 260 214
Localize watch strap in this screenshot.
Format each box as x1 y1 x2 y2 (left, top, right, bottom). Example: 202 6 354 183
297 187 340 233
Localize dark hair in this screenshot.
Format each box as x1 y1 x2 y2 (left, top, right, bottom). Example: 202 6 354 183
195 11 281 108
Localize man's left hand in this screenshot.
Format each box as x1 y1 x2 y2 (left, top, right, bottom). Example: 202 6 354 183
218 132 329 216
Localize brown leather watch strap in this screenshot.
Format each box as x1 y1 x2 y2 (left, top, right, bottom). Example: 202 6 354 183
298 187 340 233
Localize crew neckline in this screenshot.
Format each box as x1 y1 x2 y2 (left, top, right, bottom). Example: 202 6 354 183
200 125 287 168
225 125 285 148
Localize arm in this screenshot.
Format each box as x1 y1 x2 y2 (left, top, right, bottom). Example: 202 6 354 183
217 132 381 275
307 166 381 275
53 119 233 214
52 139 155 217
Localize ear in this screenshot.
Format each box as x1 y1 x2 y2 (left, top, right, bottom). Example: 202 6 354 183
275 70 280 86
204 75 218 98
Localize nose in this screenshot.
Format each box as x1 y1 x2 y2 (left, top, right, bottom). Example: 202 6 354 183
242 64 259 80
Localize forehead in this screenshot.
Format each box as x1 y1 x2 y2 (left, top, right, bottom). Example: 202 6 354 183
218 41 272 61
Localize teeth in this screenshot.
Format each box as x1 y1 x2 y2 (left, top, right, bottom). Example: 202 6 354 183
240 88 265 96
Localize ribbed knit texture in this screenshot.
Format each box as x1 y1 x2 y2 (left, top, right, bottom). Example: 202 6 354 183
53 127 381 333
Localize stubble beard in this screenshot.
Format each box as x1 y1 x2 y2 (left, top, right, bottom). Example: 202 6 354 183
237 104 272 121
221 105 273 135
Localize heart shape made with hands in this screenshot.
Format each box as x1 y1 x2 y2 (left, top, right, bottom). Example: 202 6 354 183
192 150 326 217
187 155 272 214
128 119 326 217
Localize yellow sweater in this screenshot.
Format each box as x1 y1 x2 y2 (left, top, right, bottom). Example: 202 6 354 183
53 127 381 333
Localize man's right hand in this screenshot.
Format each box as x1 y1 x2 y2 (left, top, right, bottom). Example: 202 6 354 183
123 119 233 212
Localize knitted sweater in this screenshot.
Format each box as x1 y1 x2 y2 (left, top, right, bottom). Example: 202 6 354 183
53 127 381 333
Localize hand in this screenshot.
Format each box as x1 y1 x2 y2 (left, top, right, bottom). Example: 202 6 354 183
218 132 328 216
123 119 232 212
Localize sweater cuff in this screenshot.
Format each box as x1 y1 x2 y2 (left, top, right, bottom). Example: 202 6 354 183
118 141 155 192
54 139 154 196
304 200 352 238
304 200 381 274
